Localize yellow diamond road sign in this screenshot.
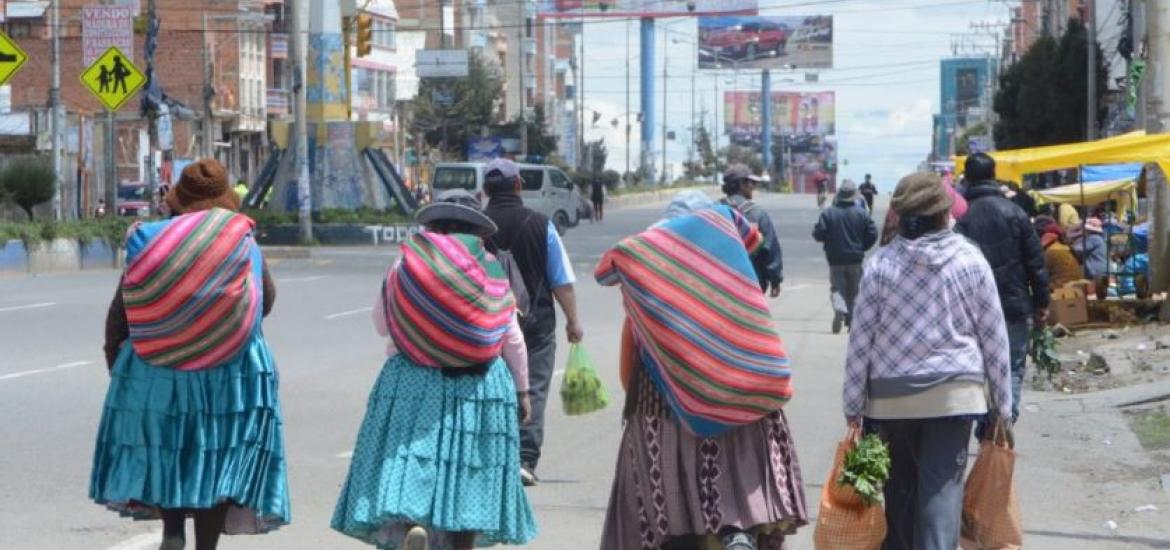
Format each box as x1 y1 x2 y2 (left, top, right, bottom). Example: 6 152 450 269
0 31 28 87
81 46 146 112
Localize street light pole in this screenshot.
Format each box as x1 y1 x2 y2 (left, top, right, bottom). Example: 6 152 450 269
661 31 667 185
289 0 312 243
50 0 63 219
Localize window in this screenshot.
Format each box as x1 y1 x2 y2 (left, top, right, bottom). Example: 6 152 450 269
519 169 543 191
374 19 396 50
432 167 477 191
550 170 571 190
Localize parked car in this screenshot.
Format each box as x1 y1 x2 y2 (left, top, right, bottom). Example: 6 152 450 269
703 21 788 61
116 182 151 217
430 161 582 234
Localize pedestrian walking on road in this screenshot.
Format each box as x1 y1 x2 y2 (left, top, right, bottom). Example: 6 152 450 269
858 173 878 214
843 172 1013 550
331 189 536 550
721 163 784 297
955 153 1050 423
90 158 290 550
481 158 584 487
590 173 606 222
813 179 878 333
597 193 807 550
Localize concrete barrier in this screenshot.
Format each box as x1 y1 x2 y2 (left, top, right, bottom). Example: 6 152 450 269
605 186 722 210
27 239 82 272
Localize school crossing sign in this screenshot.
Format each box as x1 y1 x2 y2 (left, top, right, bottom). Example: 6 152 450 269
80 46 145 111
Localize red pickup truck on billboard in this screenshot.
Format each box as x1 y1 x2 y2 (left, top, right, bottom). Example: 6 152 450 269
704 21 787 60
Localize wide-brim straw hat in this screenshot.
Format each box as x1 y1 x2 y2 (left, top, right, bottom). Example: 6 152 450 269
165 158 241 214
891 172 954 217
415 189 498 237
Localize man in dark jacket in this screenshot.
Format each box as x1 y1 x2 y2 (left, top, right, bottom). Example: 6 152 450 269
482 158 584 486
813 180 878 333
858 173 878 214
720 164 783 297
955 153 1050 422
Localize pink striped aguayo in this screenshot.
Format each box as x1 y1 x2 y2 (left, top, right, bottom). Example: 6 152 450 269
596 206 792 437
122 209 260 371
384 232 516 368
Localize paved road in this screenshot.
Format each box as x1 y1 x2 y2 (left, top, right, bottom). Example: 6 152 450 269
5 193 1159 550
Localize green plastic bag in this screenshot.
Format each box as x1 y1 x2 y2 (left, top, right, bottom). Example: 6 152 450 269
560 344 610 416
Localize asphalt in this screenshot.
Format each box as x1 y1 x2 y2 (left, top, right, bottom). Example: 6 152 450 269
1 192 1166 549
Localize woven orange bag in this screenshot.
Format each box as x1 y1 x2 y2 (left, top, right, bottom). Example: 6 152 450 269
813 428 887 550
961 422 1022 550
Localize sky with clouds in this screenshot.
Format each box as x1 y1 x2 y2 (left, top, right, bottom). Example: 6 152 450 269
577 0 1012 192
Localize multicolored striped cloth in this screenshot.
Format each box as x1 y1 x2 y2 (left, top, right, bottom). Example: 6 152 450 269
596 205 792 437
122 208 260 371
384 232 516 368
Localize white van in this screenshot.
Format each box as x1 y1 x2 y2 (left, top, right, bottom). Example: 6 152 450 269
430 162 582 234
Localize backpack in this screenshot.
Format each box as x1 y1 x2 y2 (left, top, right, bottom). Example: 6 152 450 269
495 248 532 319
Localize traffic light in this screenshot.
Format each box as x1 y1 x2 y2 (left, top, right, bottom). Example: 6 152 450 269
355 14 373 58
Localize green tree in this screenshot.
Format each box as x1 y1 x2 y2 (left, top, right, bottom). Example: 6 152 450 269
584 139 607 175
499 103 558 160
720 144 764 175
411 52 504 157
994 19 1107 149
1 158 55 220
683 121 717 179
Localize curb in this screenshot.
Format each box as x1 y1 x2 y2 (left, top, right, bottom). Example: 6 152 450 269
1033 379 1170 413
262 246 313 260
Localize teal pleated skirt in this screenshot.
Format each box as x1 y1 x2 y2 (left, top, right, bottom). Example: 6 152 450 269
331 354 537 549
89 336 290 534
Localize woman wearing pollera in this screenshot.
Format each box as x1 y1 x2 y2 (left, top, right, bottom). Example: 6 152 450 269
597 193 807 550
843 172 1012 550
332 189 536 550
90 159 290 550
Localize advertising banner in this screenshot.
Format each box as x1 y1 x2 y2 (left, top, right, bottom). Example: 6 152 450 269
83 6 134 66
724 91 836 194
537 0 756 18
698 16 832 70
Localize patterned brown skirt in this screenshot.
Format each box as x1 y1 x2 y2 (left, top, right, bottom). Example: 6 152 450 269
600 368 809 550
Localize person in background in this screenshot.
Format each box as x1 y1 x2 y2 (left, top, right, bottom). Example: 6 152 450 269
844 172 1012 550
91 159 290 550
1114 243 1150 299
94 198 107 217
1069 218 1109 299
332 190 536 550
1003 181 1038 217
721 164 784 297
955 152 1049 423
590 173 606 222
858 173 878 214
599 193 807 550
1038 224 1081 289
482 158 583 487
813 179 878 333
1057 201 1081 228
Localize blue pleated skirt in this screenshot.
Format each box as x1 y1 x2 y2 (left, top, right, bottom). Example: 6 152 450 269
331 354 537 549
89 335 290 534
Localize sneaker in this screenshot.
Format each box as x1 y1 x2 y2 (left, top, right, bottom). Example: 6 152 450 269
402 526 428 550
158 537 185 550
721 530 756 550
520 465 538 487
831 312 844 334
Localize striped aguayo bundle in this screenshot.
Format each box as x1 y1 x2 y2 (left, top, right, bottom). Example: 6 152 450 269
385 232 516 368
596 206 792 437
122 208 260 371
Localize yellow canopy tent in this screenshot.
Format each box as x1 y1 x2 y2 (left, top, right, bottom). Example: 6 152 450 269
955 131 1170 184
1029 178 1136 218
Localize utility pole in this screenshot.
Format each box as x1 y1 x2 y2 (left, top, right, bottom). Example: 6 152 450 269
713 70 720 186
50 0 63 219
1146 0 1170 294
144 0 158 208
519 5 528 160
202 13 213 157
660 31 667 186
290 0 312 242
579 21 585 172
625 19 630 182
1086 0 1098 140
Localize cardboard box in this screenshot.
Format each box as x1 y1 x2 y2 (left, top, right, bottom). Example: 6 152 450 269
1049 286 1089 326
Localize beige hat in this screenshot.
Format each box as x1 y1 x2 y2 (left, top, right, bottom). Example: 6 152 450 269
891 172 954 217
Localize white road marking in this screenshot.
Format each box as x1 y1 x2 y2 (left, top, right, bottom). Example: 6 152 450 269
335 450 354 459
105 529 162 550
0 360 92 382
324 306 374 321
0 301 56 313
276 275 327 283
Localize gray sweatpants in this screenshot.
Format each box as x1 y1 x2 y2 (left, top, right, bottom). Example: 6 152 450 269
829 263 863 318
520 328 556 469
869 417 973 550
